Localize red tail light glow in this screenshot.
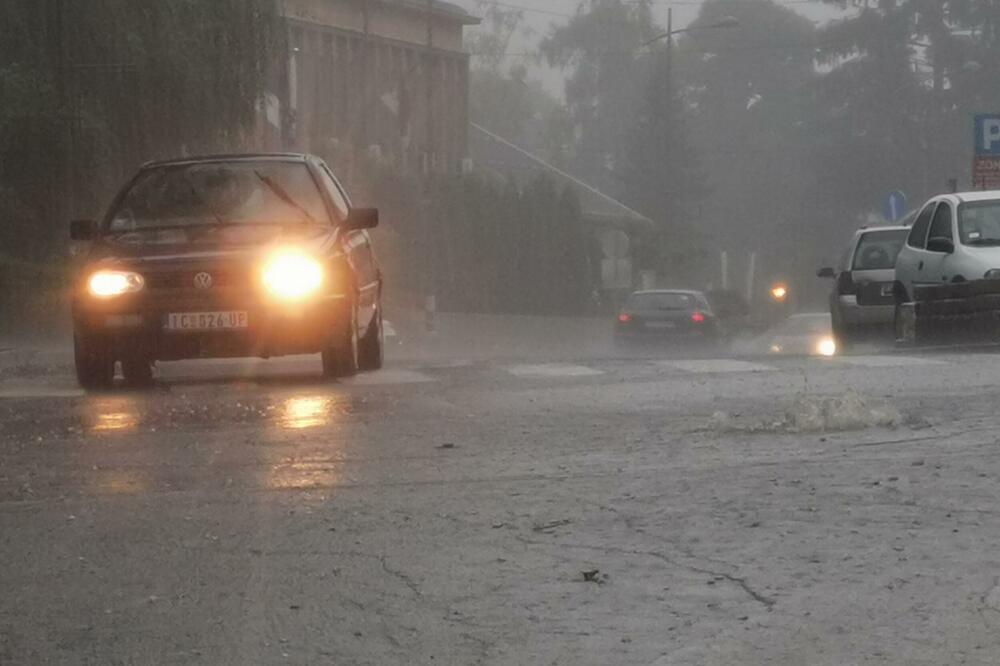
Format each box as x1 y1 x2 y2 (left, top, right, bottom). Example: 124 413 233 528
691 311 706 324
618 313 632 323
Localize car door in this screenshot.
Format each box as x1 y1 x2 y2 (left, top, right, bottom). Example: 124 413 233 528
923 200 956 283
895 201 937 299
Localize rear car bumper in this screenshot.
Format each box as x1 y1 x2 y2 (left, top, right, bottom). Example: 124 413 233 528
615 323 718 341
73 293 349 361
835 296 894 326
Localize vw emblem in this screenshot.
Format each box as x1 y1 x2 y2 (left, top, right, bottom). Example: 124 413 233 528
193 272 214 290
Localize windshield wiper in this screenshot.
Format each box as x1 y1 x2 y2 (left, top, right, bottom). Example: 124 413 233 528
254 170 317 224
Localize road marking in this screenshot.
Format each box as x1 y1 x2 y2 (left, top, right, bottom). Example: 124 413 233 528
832 355 945 368
660 359 775 374
506 364 604 378
347 369 436 385
0 385 84 399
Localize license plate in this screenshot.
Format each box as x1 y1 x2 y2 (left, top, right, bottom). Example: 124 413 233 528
164 311 248 331
646 321 677 329
880 284 894 296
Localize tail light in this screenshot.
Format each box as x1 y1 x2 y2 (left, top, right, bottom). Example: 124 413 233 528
837 271 856 295
691 311 706 324
618 313 632 323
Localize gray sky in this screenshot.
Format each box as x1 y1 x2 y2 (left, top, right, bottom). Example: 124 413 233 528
457 0 853 94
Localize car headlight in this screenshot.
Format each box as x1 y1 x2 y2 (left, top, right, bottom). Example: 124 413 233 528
87 270 145 298
816 336 837 357
986 269 1000 279
770 284 788 302
262 251 324 300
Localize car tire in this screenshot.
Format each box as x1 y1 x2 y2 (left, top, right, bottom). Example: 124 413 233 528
322 302 359 378
121 354 154 387
834 323 855 350
357 303 384 372
74 333 114 390
894 303 914 346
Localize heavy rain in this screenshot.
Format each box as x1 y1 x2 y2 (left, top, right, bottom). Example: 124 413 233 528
4 1 1000 664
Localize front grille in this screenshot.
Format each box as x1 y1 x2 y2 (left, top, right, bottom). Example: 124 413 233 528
144 269 244 291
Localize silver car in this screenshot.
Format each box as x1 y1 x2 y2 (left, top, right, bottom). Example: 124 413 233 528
895 192 1000 302
818 225 909 346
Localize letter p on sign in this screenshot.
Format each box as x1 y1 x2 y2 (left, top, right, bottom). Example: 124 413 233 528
978 115 1000 156
984 119 1000 152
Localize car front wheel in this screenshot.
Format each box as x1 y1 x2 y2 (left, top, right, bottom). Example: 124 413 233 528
74 333 114 390
322 303 359 378
357 303 384 372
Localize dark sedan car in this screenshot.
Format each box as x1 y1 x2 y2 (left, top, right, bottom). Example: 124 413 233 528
615 289 720 345
70 153 383 389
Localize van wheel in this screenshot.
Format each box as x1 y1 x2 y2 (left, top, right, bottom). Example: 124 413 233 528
74 334 114 390
358 304 384 372
322 303 359 378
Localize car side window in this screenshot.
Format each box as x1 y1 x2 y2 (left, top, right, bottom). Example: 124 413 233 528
907 203 936 249
318 165 350 222
928 202 953 242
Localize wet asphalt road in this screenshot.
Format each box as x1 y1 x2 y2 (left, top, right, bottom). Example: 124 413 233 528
6 342 1000 664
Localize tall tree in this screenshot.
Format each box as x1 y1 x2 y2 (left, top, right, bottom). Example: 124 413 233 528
540 0 659 191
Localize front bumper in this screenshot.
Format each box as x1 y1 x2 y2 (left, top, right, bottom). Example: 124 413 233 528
73 291 349 361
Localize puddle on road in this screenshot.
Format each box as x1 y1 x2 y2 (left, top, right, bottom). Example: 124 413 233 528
279 395 338 430
89 397 142 434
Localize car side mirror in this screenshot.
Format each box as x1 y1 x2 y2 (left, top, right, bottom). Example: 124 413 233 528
344 208 379 231
816 267 835 279
70 219 97 241
926 237 955 254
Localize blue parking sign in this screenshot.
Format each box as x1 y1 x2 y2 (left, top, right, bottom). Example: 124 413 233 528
975 115 1000 156
883 190 906 223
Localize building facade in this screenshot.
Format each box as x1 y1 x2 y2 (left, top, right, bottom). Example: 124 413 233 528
277 0 478 175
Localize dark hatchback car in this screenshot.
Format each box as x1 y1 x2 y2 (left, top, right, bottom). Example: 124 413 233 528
70 153 383 389
615 289 720 345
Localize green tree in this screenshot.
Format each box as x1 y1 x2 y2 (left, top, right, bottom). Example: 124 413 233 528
541 0 659 190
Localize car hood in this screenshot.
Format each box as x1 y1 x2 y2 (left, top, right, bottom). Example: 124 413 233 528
87 225 336 266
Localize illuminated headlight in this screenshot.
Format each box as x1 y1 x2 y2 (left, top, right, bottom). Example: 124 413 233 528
88 270 144 298
985 269 1000 279
817 337 837 357
770 285 788 302
262 252 324 300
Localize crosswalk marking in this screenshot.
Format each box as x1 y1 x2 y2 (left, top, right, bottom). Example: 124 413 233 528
0 384 84 399
506 364 604 378
831 355 945 368
659 359 775 374
347 369 435 385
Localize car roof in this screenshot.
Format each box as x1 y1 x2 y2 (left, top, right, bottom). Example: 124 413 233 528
857 224 909 233
140 153 315 170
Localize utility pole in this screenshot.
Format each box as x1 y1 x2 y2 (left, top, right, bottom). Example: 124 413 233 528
361 0 370 154
425 0 435 173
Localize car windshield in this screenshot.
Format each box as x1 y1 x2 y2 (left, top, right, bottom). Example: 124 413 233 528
959 201 1000 245
852 229 907 270
108 162 329 232
779 314 831 335
628 292 696 310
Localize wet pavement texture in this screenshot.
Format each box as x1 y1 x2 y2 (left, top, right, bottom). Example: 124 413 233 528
5 343 1000 664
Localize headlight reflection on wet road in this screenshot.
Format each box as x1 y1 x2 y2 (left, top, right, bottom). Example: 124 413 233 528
280 395 337 430
88 397 141 434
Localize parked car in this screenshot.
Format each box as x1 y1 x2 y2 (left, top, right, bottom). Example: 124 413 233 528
818 225 909 346
70 153 383 389
615 289 720 346
894 191 1000 303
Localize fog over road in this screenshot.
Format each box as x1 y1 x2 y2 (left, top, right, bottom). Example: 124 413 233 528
4 332 1000 665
